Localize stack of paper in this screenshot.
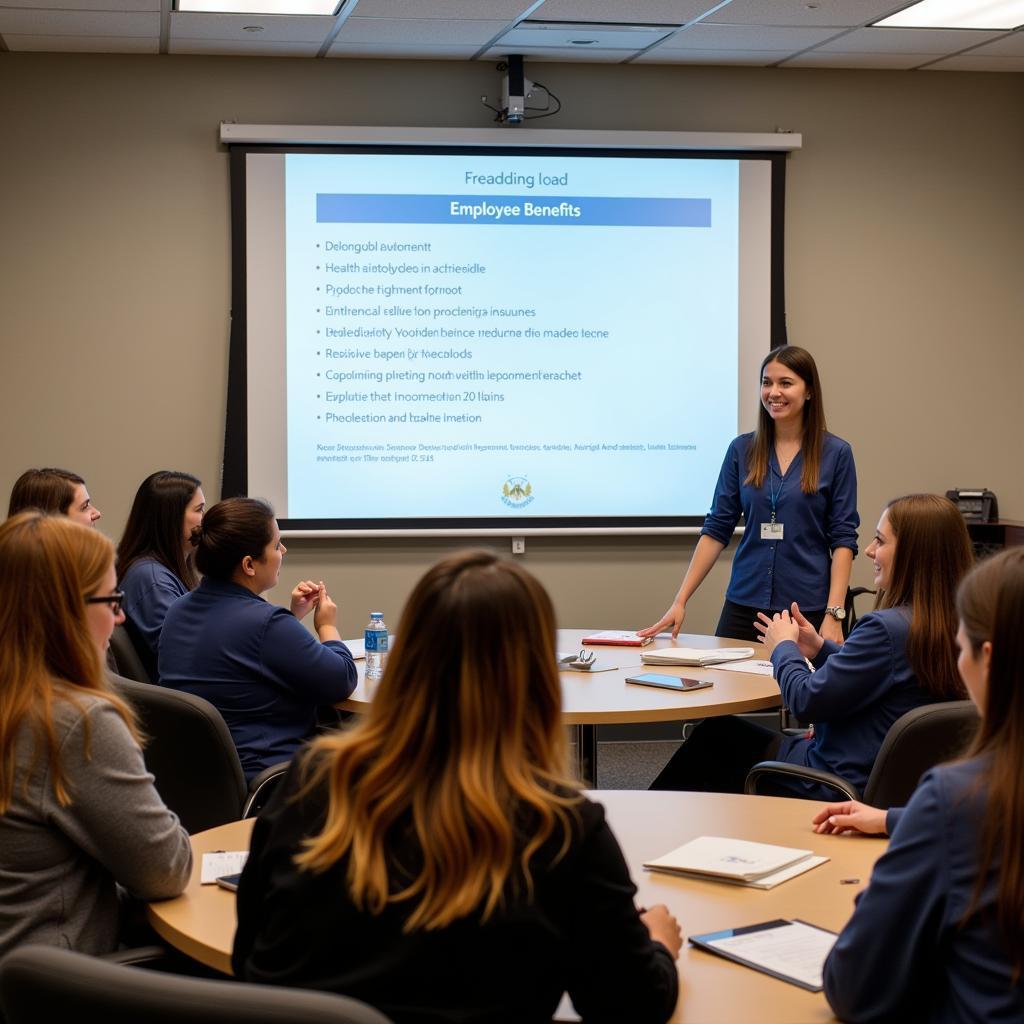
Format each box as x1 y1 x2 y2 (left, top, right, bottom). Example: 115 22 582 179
641 646 755 667
643 836 827 890
580 631 653 647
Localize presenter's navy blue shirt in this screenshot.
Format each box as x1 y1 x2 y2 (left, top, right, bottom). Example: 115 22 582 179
701 432 859 610
770 607 932 800
158 577 357 779
825 758 1024 1023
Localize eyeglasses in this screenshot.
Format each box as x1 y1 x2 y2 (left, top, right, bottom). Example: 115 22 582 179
85 591 125 614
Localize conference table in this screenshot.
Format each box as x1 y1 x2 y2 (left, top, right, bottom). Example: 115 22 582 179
146 790 885 1023
342 629 782 783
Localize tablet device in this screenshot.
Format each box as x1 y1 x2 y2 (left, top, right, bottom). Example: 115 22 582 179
625 673 713 692
216 873 243 892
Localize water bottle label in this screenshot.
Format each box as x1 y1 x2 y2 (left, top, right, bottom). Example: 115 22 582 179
365 632 388 653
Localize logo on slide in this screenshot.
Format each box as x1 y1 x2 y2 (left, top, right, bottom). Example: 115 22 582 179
501 477 534 508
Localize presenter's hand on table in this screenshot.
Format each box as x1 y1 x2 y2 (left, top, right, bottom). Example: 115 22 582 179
755 603 825 659
290 579 323 620
811 801 888 836
640 904 683 958
637 601 686 640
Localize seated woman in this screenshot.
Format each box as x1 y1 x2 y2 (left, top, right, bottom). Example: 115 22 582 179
158 497 356 780
233 550 682 1024
822 546 1024 1022
7 466 101 525
650 494 973 799
0 512 191 957
117 470 205 678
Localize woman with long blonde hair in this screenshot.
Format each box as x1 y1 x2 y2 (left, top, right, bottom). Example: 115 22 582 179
0 512 191 957
234 549 681 1023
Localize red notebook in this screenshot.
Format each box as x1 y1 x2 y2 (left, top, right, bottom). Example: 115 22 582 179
581 631 654 647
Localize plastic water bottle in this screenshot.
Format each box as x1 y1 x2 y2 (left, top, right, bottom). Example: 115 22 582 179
364 612 389 682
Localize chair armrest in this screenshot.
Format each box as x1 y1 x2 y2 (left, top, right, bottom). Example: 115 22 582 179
242 761 291 818
744 760 862 801
99 946 170 967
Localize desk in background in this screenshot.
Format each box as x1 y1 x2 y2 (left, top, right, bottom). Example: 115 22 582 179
147 790 884 1024
342 629 780 783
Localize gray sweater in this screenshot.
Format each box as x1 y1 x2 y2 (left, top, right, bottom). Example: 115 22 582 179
0 689 192 956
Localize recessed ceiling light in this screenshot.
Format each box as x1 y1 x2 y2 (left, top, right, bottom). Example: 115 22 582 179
177 0 341 15
242 24 263 31
874 0 1024 30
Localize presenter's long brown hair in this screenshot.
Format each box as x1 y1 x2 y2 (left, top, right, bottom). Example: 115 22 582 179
0 513 139 812
745 345 826 494
877 494 973 700
296 549 580 931
957 548 1024 978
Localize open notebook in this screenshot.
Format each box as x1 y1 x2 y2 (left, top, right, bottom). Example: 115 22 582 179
641 646 755 667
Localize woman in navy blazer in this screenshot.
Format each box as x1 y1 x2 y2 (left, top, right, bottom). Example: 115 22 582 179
821 545 1024 1022
650 494 972 798
158 497 356 780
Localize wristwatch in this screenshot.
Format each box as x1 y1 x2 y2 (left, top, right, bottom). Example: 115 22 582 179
826 606 847 621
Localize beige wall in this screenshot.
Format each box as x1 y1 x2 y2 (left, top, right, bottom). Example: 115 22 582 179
2 54 1022 637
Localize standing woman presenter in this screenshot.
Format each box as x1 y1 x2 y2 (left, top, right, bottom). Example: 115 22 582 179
640 345 858 645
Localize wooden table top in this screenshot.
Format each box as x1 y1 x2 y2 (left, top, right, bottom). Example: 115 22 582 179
147 790 884 1023
341 628 781 725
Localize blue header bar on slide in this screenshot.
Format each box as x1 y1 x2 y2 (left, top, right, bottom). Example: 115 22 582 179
316 194 711 227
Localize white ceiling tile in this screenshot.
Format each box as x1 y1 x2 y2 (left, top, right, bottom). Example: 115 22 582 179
635 47 792 65
0 8 157 33
815 26 1004 53
654 23 844 50
2 31 157 48
334 16 506 43
958 31 1024 56
782 49 935 68
0 0 157 11
326 41 480 56
481 43 627 61
709 0 899 27
169 35 321 52
170 10 332 40
925 53 1024 69
353 0 530 17
530 0 712 24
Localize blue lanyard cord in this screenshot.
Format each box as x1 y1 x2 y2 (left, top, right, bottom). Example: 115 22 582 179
768 464 785 523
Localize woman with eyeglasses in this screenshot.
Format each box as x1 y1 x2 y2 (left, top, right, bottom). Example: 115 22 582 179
158 497 357 781
0 512 191 958
7 466 101 526
820 547 1024 1022
117 470 206 678
233 550 681 1024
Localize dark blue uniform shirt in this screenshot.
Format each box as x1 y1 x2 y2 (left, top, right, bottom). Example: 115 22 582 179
701 431 859 610
158 577 357 779
825 757 1024 1023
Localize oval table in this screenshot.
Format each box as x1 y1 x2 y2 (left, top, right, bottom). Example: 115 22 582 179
343 629 781 783
146 790 884 1024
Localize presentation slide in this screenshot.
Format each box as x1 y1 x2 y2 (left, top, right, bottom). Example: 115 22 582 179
241 145 773 529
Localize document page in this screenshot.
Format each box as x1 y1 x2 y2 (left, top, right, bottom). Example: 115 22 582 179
694 919 837 991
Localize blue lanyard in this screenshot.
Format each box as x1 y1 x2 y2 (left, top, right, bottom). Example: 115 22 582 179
768 464 785 524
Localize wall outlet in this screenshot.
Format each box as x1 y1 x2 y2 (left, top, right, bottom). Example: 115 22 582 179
511 536 526 555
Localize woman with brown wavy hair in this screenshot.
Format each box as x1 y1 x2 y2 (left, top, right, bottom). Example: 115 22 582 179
0 512 191 957
651 494 972 799
233 549 681 1023
822 546 1024 1021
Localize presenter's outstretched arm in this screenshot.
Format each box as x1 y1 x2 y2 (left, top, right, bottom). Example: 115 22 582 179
638 535 726 639
820 547 854 645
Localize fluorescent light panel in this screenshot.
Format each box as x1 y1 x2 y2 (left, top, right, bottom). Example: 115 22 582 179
177 0 340 14
876 0 1024 29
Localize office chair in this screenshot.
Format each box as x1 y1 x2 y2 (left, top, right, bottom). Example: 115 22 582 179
0 946 394 1024
109 624 153 683
746 700 980 805
111 674 288 834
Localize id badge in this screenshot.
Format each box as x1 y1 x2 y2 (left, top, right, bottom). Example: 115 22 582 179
760 522 784 541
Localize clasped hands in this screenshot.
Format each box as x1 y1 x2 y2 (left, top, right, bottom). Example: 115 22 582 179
754 602 825 660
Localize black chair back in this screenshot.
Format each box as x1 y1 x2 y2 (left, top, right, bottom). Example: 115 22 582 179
109 624 152 683
111 674 247 834
0 946 394 1024
863 699 980 808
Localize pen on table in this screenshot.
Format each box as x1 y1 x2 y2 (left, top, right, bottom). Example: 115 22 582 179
840 878 860 885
